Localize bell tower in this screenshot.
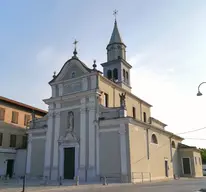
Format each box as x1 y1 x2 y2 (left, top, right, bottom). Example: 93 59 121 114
101 10 132 92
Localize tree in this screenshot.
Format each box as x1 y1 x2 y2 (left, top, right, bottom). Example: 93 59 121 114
199 148 206 164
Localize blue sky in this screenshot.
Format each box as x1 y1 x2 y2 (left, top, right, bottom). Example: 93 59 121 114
1 0 206 147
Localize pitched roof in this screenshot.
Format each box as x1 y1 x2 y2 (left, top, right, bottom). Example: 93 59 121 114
178 143 196 149
49 57 92 84
178 143 201 152
0 96 47 115
108 20 124 45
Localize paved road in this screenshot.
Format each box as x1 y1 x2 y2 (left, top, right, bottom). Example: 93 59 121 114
1 178 206 192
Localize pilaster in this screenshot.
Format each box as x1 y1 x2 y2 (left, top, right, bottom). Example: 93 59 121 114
43 104 54 179
52 86 56 97
90 75 97 89
87 95 96 180
82 77 88 91
58 84 63 96
79 97 86 180
51 103 61 180
169 137 172 162
119 124 128 182
59 146 64 178
26 133 32 175
95 120 100 176
146 128 149 159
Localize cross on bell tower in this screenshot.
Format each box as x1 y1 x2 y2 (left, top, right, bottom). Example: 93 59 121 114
113 9 118 20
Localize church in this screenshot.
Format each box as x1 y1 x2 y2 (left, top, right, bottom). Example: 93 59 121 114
26 16 203 183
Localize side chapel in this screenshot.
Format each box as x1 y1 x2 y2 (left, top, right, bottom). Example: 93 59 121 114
26 15 203 183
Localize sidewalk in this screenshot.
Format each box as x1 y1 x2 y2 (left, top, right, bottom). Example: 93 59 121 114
0 178 115 192
1 177 205 192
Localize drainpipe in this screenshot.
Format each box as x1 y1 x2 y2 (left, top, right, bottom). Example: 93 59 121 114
140 102 142 121
169 135 174 162
146 127 149 160
113 86 115 107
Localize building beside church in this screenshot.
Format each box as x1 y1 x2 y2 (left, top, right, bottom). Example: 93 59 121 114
0 96 46 178
26 18 203 183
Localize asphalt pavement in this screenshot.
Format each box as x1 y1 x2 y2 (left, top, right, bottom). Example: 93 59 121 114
1 177 206 192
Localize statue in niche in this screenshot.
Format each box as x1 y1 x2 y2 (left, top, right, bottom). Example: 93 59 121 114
59 111 78 142
119 92 126 108
67 111 74 133
98 91 103 104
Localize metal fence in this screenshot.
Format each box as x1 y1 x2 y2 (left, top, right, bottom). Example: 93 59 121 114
100 173 129 184
131 172 151 183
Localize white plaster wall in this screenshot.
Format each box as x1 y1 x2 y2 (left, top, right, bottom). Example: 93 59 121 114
99 131 121 177
172 147 180 177
14 149 26 177
30 139 45 178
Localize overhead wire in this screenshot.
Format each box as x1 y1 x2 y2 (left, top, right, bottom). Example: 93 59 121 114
183 137 206 141
175 127 206 135
134 140 170 164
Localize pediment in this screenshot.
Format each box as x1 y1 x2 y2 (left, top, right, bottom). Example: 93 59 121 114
59 131 79 144
50 57 91 83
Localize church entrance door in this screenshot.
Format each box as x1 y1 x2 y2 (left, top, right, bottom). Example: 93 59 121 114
64 147 75 179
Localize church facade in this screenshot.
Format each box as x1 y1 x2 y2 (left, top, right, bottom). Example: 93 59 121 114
26 19 203 183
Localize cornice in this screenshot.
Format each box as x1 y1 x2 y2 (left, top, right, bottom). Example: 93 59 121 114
129 118 183 141
150 117 167 127
27 128 47 134
99 116 183 141
50 70 98 86
43 89 97 104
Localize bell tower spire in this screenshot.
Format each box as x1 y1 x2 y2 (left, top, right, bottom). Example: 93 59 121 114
107 10 126 61
101 10 132 92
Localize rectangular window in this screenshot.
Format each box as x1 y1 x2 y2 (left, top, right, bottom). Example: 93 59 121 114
104 93 109 107
132 107 136 118
0 133 3 146
143 112 147 123
22 135 27 149
12 111 19 124
0 108 5 121
195 157 197 165
10 134 16 148
24 114 31 126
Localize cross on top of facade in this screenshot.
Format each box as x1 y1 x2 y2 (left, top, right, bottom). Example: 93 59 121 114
73 39 78 49
73 39 78 57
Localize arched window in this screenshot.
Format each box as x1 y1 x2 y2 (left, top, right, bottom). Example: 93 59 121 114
151 134 158 144
71 72 76 78
171 141 176 148
143 112 147 123
107 70 112 80
123 69 126 81
113 68 118 80
126 71 129 83
67 111 74 132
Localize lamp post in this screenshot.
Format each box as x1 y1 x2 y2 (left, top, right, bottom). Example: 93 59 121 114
197 82 206 96
22 111 34 192
22 124 28 192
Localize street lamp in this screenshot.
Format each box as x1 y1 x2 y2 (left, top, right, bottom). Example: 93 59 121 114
197 82 206 96
22 123 29 192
